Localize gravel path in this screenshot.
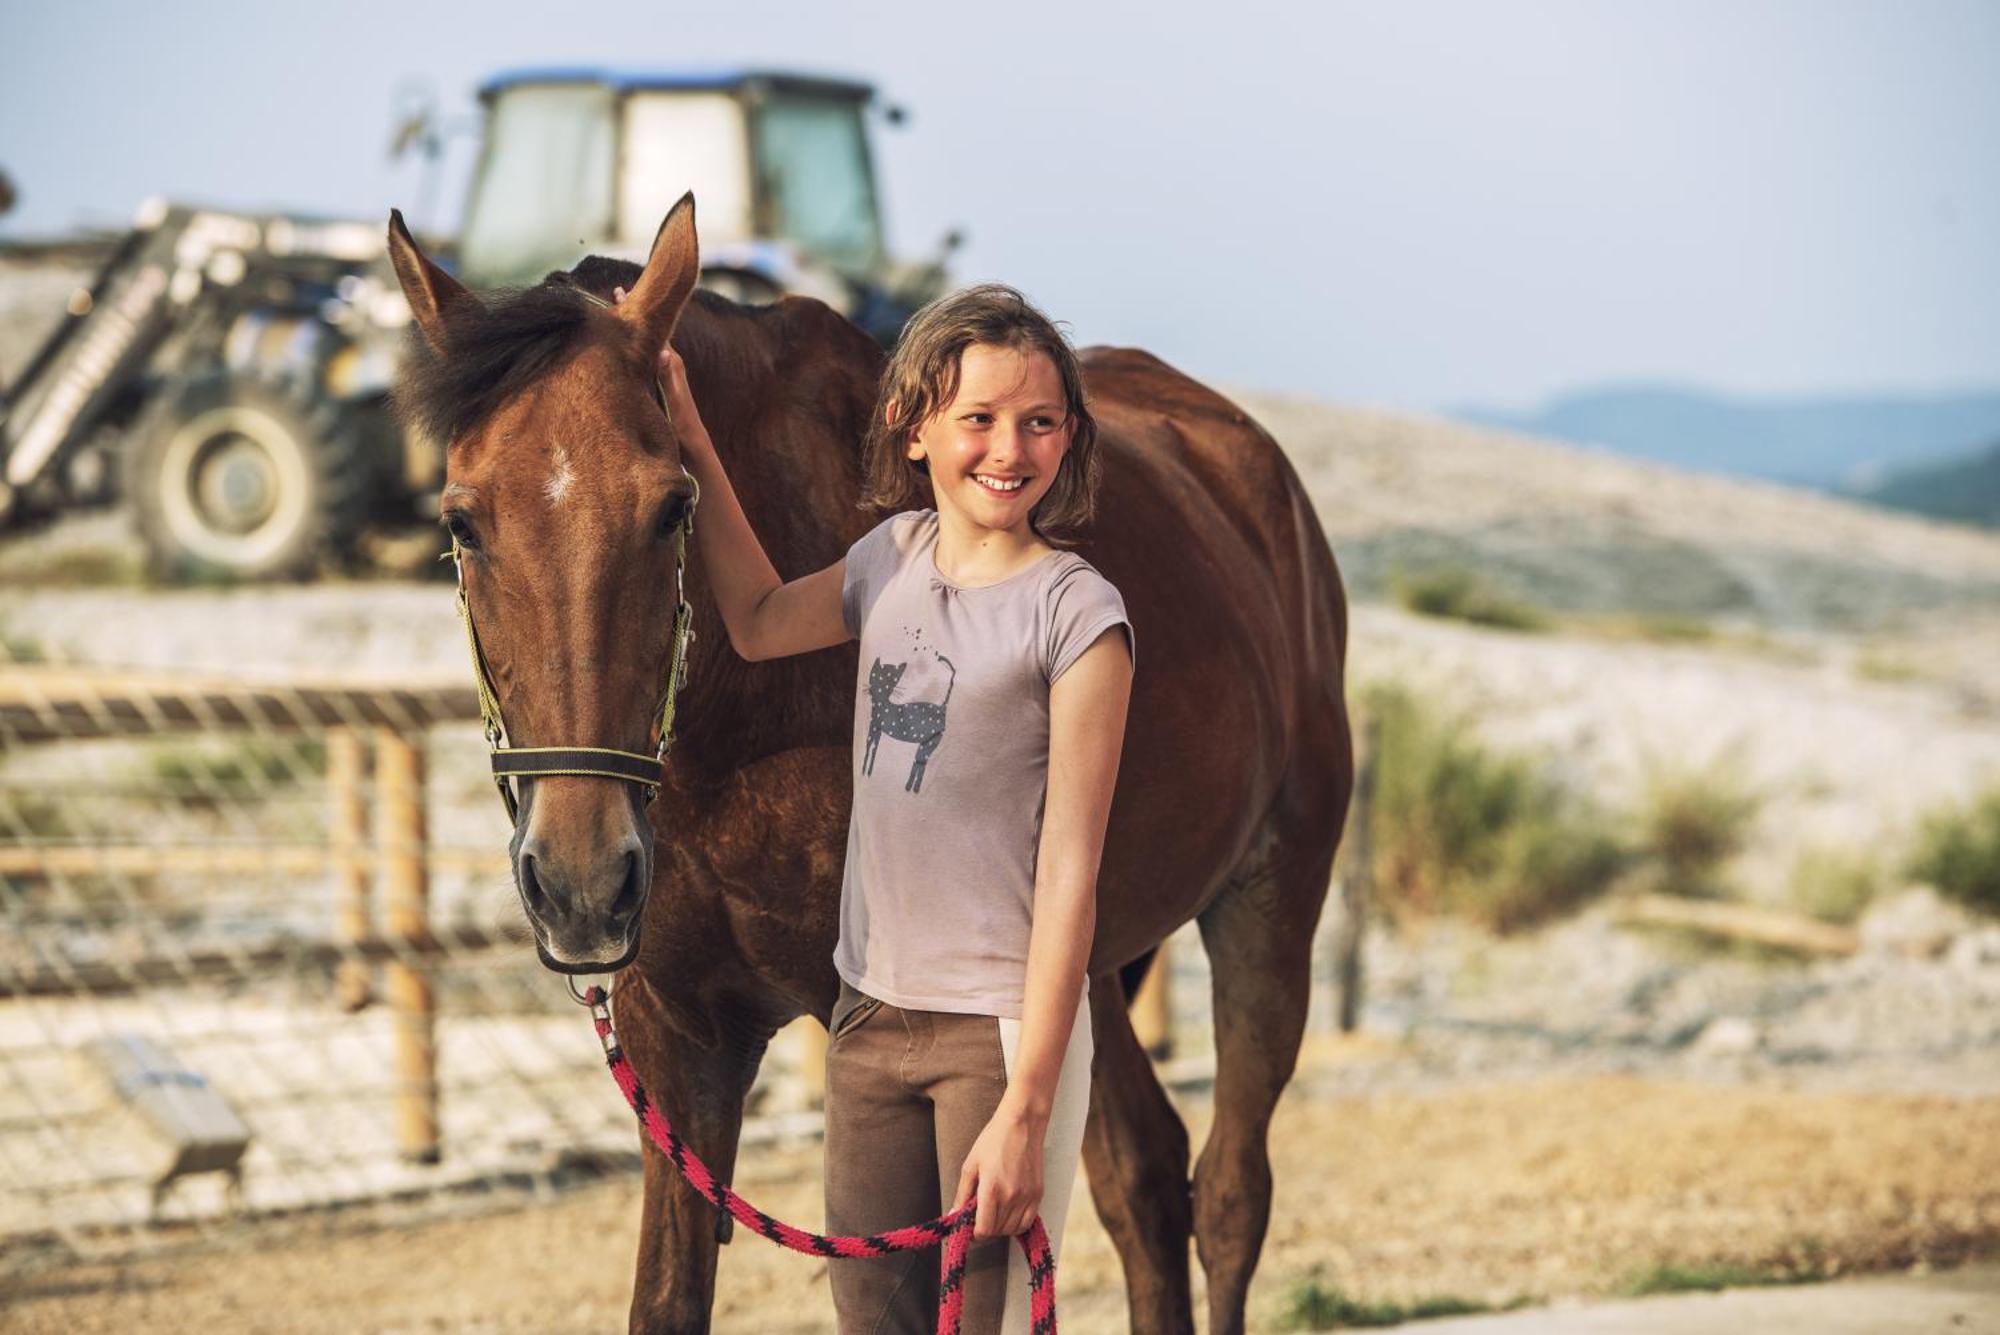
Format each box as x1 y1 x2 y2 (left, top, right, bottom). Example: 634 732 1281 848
8 1075 1997 1333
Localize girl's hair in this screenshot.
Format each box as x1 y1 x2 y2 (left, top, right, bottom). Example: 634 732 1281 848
859 283 1100 545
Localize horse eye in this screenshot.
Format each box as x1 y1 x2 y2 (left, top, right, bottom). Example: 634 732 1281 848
658 495 691 537
443 511 481 550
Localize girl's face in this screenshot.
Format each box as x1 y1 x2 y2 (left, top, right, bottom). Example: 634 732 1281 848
906 343 1074 535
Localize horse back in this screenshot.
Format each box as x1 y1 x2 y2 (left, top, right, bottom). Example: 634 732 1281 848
1072 345 1351 965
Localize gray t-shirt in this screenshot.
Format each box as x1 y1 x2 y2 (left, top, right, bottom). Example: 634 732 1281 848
834 508 1134 1019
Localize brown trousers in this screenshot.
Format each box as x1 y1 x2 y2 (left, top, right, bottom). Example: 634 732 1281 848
823 979 1093 1335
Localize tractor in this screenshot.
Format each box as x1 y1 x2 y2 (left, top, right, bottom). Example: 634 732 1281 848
0 68 955 580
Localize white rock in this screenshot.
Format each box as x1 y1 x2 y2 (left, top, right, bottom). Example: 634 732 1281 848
1858 885 1971 960
1692 1016 1762 1055
1947 925 2000 973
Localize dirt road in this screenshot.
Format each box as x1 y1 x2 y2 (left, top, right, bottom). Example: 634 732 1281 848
9 1074 1999 1333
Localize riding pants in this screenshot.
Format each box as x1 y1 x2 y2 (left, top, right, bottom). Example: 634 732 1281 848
823 978 1094 1335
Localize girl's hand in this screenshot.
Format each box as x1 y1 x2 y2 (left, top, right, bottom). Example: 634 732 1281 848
951 1103 1046 1241
612 285 708 452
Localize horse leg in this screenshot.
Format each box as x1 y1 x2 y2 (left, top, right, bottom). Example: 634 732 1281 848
615 972 767 1335
1191 808 1342 1335
1080 967 1196 1333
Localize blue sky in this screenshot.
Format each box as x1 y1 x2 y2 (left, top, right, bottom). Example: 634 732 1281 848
3 0 1996 413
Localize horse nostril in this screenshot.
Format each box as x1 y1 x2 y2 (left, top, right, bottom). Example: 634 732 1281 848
520 850 554 921
610 850 644 924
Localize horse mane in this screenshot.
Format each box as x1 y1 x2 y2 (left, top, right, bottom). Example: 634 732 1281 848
391 256 767 447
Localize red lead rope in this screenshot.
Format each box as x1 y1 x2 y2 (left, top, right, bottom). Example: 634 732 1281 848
582 986 1058 1335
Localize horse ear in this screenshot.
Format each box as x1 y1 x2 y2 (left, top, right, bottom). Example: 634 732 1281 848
386 208 477 351
619 192 699 357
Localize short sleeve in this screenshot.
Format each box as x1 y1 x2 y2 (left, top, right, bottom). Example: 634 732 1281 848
1044 562 1135 684
841 514 905 638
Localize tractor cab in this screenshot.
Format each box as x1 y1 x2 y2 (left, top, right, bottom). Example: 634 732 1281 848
456 68 948 342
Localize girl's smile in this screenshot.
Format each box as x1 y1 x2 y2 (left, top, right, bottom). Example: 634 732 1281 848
908 343 1073 536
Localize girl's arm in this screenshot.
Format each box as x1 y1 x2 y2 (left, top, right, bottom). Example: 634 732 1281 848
953 622 1133 1239
621 288 850 662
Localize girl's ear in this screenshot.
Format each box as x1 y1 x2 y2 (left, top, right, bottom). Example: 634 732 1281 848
894 401 927 463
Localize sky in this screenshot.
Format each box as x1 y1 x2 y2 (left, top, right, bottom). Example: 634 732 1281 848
3 0 1996 414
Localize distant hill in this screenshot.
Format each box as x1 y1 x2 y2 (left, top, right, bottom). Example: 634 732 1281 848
1233 389 2000 634
1852 440 2000 529
1457 385 2000 489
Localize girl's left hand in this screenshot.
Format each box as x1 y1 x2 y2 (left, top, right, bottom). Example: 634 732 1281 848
611 285 707 449
952 1103 1046 1240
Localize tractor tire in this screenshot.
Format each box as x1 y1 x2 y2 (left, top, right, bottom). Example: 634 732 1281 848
126 375 372 582
699 266 785 307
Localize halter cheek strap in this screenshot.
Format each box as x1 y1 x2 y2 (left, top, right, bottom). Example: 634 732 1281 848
449 469 699 824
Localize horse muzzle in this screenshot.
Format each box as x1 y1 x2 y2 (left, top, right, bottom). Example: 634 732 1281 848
515 830 651 973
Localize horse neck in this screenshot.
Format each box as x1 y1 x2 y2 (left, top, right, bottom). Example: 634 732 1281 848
668 297 884 773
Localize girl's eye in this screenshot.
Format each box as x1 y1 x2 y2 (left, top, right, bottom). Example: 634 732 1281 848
963 412 993 425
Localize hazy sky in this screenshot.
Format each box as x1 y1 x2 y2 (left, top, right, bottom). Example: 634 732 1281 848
4 0 1995 412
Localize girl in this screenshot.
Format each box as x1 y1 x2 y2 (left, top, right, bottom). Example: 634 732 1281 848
617 281 1134 1334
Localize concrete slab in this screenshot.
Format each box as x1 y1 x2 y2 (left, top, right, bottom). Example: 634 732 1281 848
1410 1263 2000 1334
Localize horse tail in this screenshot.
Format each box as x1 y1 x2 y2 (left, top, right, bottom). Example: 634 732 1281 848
936 653 956 705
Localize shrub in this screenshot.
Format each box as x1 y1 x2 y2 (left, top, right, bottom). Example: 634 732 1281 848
1278 1271 1493 1330
1636 759 1762 898
1787 846 1881 924
1364 683 1625 932
1907 788 2000 917
1390 565 1548 632
149 737 329 798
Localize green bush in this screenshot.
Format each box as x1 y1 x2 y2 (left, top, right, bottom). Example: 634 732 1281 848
1907 788 2000 917
1622 1258 1824 1297
1365 683 1625 932
149 737 329 797
1390 565 1548 632
1787 846 1881 924
1636 759 1762 898
1279 1271 1493 1330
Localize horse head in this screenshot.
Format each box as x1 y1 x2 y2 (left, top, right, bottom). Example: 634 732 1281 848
386 194 704 974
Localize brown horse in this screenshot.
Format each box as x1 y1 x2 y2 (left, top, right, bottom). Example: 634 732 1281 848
386 195 1352 1335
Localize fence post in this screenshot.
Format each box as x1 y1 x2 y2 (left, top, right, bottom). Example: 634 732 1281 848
1333 710 1376 1034
376 727 439 1164
796 1019 828 1108
328 728 372 1012
1132 937 1172 1059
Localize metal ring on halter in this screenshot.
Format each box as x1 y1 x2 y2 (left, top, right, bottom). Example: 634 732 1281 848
566 974 603 1007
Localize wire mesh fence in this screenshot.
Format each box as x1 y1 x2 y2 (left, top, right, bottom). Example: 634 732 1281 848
0 604 1347 1268
0 642 690 1260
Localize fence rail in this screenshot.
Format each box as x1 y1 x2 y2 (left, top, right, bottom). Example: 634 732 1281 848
0 652 1358 1261
0 658 662 1257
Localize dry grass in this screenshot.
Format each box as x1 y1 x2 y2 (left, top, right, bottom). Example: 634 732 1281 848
11 1075 1999 1333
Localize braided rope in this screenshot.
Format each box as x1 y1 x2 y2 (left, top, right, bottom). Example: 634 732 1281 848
582 987 1058 1334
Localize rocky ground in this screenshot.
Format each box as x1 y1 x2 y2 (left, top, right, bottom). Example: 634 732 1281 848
8 1072 1998 1333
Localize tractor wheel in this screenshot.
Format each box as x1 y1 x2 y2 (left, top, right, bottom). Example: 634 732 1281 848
126 375 372 582
699 267 785 307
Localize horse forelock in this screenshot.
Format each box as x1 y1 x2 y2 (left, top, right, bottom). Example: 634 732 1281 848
390 254 802 453
392 278 602 450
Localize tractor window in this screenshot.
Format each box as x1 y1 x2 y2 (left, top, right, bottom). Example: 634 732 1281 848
620 93 755 248
752 96 884 278
458 84 616 286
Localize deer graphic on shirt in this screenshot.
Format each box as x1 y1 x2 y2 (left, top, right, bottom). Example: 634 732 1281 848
862 653 956 793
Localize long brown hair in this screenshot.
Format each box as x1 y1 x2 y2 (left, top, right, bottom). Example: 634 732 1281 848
859 283 1100 545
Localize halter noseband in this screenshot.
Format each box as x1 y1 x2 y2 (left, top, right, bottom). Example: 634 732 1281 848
449 491 697 823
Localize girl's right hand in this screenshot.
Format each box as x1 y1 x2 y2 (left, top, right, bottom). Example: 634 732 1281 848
613 285 708 451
